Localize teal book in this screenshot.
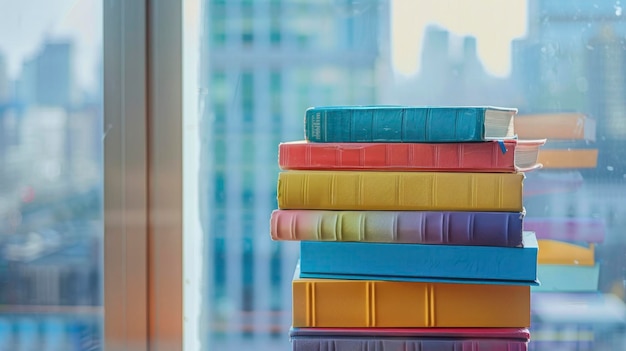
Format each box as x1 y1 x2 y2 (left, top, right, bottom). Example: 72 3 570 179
304 105 517 143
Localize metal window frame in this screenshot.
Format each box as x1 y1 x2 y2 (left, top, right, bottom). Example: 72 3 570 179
104 1 183 350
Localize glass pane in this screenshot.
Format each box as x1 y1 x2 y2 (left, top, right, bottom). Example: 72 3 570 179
195 0 626 349
0 1 103 350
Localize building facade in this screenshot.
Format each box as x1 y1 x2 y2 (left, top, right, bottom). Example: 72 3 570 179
201 0 389 347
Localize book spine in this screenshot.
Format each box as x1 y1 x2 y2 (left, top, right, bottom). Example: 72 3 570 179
304 107 486 142
278 141 516 172
291 338 528 351
277 171 524 212
292 279 530 328
270 210 524 247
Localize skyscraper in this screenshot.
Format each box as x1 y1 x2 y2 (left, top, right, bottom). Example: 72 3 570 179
392 26 515 107
200 0 388 346
17 41 74 107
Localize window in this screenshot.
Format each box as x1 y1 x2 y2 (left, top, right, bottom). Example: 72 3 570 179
10 1 622 350
195 1 626 350
0 1 103 350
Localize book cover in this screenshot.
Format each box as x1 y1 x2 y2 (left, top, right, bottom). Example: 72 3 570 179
537 240 595 266
299 232 539 285
514 112 596 141
277 170 524 212
524 217 605 243
290 327 530 351
270 209 525 247
537 149 598 169
532 264 599 292
278 139 544 172
304 106 517 142
292 265 531 328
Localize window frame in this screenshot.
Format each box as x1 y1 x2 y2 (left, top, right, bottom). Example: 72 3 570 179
103 1 186 350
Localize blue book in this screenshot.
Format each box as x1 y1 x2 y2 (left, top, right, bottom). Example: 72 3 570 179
299 231 538 285
304 105 517 142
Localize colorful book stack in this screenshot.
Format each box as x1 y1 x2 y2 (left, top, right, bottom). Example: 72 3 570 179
270 105 542 351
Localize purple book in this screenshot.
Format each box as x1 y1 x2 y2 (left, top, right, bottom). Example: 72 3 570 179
290 327 530 351
271 210 524 247
524 217 605 243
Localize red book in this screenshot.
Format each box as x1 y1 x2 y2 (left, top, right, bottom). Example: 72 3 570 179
278 140 544 172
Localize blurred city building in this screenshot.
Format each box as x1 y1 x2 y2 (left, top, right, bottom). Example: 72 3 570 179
201 0 390 346
512 0 626 176
0 35 102 350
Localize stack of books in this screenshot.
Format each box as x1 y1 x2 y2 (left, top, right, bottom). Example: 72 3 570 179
271 105 542 351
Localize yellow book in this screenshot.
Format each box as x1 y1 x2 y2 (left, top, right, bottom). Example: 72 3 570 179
277 170 524 211
537 149 598 169
538 240 595 266
292 266 531 328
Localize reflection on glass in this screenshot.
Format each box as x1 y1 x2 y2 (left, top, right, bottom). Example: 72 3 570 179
0 1 102 350
201 0 626 350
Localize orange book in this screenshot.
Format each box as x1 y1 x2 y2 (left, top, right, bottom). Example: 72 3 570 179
292 265 531 328
278 140 544 172
537 149 598 169
514 113 596 141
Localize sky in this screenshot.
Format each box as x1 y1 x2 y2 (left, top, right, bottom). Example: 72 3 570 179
0 0 527 91
391 0 528 77
0 0 102 91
